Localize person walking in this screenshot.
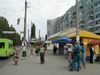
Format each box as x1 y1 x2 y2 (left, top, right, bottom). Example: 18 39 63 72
64 44 68 55
53 45 57 55
22 40 27 57
89 45 94 64
71 43 83 71
13 48 19 65
35 46 40 56
30 45 34 57
67 44 73 63
40 45 45 64
67 44 73 71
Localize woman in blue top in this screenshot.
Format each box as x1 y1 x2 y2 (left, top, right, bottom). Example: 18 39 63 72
80 43 86 68
71 42 84 71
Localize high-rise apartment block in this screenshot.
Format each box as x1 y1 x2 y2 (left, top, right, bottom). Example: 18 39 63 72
47 0 100 37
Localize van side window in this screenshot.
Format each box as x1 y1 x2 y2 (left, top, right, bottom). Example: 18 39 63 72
0 42 5 48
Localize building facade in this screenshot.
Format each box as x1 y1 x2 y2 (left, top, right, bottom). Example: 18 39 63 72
47 0 100 37
47 19 57 36
85 0 100 34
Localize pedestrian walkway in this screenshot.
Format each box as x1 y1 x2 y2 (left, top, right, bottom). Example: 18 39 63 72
0 48 100 75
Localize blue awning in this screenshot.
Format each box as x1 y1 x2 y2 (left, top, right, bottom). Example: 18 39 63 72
52 36 72 43
52 39 58 43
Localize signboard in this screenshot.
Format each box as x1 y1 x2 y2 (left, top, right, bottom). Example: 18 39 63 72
30 38 37 43
2 31 16 34
45 40 52 43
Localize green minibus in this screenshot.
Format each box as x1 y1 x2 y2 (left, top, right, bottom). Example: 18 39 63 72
0 38 14 57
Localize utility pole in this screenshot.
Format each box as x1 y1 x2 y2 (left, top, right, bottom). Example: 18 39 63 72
28 29 29 43
76 0 80 44
24 0 27 41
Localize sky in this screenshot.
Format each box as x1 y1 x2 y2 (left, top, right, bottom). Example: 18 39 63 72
0 0 75 39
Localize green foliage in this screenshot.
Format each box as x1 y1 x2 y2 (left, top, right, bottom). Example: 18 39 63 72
0 16 21 45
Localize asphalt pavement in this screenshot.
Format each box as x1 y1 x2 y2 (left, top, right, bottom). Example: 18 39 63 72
0 47 100 75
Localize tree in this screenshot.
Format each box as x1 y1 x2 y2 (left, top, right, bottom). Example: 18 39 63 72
31 22 36 38
0 17 9 37
0 16 21 45
13 33 21 45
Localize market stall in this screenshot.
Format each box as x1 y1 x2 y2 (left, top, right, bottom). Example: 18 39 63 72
59 28 100 56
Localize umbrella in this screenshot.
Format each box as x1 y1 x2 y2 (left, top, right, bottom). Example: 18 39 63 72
56 36 72 43
52 39 58 43
52 37 72 43
88 40 100 45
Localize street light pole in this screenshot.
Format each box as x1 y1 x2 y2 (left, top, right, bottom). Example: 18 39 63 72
24 0 27 41
76 0 80 44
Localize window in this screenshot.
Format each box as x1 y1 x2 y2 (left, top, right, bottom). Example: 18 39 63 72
80 20 84 24
89 5 93 9
95 20 100 24
90 10 94 14
90 28 94 31
91 0 93 3
0 42 5 48
94 7 100 13
96 13 100 18
94 0 100 7
89 22 94 26
95 26 100 30
88 15 94 20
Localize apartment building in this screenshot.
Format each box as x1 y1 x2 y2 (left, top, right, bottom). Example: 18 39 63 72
47 19 57 36
47 0 100 37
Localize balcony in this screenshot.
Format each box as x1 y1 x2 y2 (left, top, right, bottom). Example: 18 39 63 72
80 23 84 27
95 17 100 21
95 25 100 34
95 30 100 34
94 12 100 15
88 20 94 23
94 4 100 9
95 24 100 27
88 25 93 29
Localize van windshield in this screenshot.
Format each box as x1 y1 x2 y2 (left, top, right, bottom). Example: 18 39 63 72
0 42 5 48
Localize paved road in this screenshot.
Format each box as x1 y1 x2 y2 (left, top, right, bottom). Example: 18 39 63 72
0 47 100 75
0 57 12 70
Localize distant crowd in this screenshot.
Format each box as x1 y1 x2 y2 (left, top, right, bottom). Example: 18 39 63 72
13 40 95 72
